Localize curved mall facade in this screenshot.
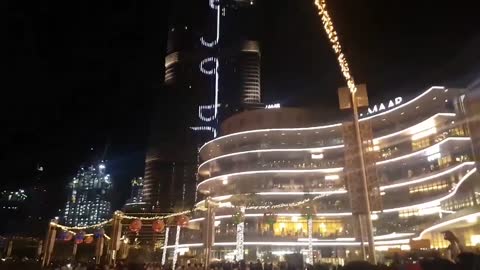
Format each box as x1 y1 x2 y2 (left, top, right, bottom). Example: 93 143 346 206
165 86 480 261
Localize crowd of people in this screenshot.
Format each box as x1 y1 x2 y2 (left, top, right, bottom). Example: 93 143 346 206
2 253 480 270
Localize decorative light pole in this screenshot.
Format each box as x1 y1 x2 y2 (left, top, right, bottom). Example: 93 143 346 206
350 88 376 263
314 0 376 263
307 217 313 264
234 207 246 261
108 211 124 267
162 226 170 266
172 225 181 270
302 204 316 265
204 198 217 270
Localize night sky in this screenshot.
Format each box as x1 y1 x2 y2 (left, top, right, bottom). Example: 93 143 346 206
4 0 480 212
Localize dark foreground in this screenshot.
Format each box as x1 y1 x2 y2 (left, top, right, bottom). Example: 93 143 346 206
1 253 480 270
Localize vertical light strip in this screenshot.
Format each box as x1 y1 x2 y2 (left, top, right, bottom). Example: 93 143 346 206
214 68 220 119
236 207 245 260
161 226 170 265
307 217 314 264
172 225 181 270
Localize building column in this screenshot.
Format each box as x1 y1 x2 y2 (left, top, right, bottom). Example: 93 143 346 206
37 240 43 260
95 237 105 265
204 197 217 269
41 220 57 268
72 242 78 259
6 239 13 258
107 211 124 267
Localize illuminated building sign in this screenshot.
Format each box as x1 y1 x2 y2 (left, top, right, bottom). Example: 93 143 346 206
194 0 224 139
367 97 403 115
265 103 281 109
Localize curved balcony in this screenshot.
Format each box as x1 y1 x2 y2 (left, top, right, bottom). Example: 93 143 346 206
199 123 344 160
374 213 438 236
360 87 457 133
382 168 469 210
382 168 477 213
380 161 476 191
197 167 345 195
376 135 471 166
198 145 344 177
201 158 345 179
195 167 477 218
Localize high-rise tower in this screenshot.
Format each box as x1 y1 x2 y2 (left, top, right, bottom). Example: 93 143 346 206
63 162 112 226
143 0 262 212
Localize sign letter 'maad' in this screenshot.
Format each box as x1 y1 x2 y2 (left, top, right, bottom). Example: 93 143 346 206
368 97 403 115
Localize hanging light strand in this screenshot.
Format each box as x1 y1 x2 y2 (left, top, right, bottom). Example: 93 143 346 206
53 219 113 231
314 0 357 94
246 194 327 210
52 193 330 230
122 210 193 221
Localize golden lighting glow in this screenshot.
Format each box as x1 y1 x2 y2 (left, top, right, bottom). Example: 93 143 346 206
471 235 480 245
314 0 357 94
466 216 478 224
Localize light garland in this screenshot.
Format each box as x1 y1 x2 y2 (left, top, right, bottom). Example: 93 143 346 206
172 225 181 270
246 194 327 210
50 194 328 231
52 211 193 231
122 210 193 221
314 0 357 94
54 219 112 231
162 226 170 266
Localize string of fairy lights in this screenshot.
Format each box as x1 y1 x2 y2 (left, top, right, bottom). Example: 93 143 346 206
314 0 357 94
51 193 330 231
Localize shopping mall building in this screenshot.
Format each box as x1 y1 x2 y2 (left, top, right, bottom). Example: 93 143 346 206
164 86 480 262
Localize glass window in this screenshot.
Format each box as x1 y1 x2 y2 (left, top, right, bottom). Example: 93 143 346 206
412 137 430 151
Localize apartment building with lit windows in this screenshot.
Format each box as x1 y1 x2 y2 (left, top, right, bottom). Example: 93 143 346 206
63 162 112 226
164 86 480 262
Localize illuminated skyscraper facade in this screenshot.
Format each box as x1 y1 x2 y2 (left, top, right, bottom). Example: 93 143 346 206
144 0 263 212
63 162 112 226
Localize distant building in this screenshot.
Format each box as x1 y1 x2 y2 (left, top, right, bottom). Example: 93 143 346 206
63 162 112 226
123 177 149 213
0 189 27 212
0 164 50 236
129 177 145 204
